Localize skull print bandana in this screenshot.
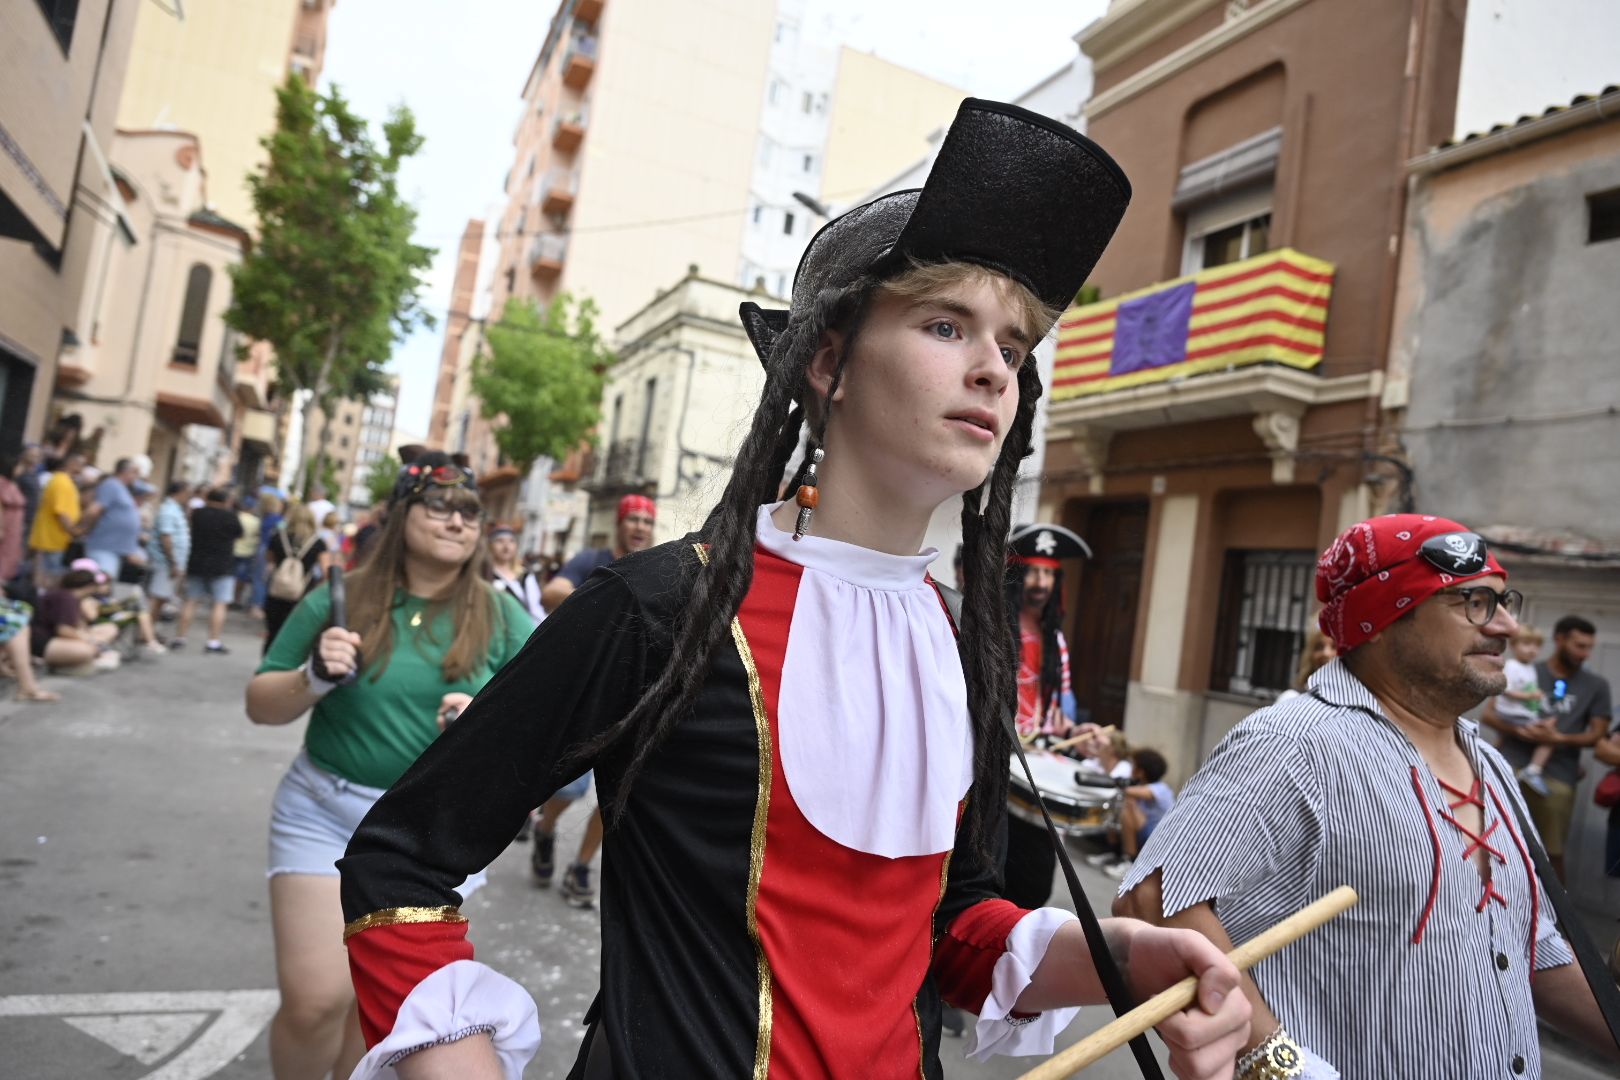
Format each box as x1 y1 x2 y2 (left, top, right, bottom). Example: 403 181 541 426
1315 515 1506 649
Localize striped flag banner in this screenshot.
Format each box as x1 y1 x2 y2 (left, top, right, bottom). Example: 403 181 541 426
1052 248 1335 400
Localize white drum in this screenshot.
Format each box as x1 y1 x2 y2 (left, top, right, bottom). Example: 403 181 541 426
1008 749 1123 837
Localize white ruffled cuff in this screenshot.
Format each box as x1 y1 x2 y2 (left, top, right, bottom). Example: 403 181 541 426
348 960 540 1080
965 907 1082 1061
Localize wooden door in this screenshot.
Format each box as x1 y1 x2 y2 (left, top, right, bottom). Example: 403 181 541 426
1067 500 1148 731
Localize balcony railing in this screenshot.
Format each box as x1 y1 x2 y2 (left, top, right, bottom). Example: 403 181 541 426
529 234 568 278
551 106 589 153
563 33 598 90
540 169 578 216
1052 248 1335 401
583 438 651 493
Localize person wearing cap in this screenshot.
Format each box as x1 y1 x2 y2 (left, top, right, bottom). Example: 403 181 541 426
246 452 535 1080
1116 515 1618 1078
1001 522 1088 911
31 567 121 673
338 101 1249 1080
70 555 166 659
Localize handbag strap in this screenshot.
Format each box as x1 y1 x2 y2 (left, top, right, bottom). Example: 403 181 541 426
1480 753 1620 1051
935 582 1164 1080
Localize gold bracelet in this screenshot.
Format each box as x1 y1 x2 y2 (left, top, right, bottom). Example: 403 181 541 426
1236 1024 1305 1080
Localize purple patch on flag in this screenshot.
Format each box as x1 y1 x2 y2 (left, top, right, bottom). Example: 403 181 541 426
1109 281 1196 376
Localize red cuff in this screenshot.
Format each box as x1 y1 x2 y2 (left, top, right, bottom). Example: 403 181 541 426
933 898 1030 1011
346 921 475 1046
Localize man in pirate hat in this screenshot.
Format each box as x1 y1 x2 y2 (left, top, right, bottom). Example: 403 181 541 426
1008 521 1090 738
339 99 1249 1080
1001 522 1091 911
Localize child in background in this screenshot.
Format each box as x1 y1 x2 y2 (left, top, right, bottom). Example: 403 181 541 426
1499 624 1555 795
1106 748 1176 881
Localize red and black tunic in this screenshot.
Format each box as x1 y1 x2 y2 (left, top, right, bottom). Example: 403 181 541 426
340 527 1069 1078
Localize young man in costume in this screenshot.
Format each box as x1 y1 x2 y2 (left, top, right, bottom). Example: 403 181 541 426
1116 515 1619 1078
338 99 1251 1080
1002 521 1089 909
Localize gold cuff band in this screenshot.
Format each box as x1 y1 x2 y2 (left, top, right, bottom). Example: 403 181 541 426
343 905 468 942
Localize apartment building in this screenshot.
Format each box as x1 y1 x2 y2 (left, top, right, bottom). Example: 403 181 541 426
1034 0 1466 780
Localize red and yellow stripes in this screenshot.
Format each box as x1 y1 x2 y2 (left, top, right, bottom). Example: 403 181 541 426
1052 248 1335 400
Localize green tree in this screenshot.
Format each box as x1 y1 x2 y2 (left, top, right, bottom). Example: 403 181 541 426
363 453 397 507
471 294 613 472
225 76 434 495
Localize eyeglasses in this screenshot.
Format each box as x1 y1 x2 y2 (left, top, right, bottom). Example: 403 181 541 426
1436 585 1524 626
418 494 483 524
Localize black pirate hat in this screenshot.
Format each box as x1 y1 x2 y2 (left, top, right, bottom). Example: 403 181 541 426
1009 522 1092 567
739 98 1131 364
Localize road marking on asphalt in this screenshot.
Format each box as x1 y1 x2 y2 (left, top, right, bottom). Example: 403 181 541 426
0 990 279 1079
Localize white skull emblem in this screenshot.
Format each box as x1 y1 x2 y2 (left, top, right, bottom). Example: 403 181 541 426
1035 531 1057 556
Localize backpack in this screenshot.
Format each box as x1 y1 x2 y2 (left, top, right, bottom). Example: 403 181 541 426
268 524 318 602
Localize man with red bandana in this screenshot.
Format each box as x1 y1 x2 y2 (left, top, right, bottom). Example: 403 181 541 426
1116 514 1618 1078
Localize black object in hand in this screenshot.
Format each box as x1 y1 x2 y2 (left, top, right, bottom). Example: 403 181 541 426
310 566 356 685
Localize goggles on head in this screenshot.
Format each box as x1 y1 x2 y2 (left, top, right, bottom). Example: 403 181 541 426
1418 531 1489 577
393 461 477 504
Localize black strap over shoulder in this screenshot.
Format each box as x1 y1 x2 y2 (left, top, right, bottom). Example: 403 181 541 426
934 583 1164 1080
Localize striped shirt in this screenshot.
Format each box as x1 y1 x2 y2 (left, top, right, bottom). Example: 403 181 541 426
1120 660 1573 1079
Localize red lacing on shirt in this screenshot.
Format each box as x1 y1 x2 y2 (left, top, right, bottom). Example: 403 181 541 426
1435 776 1509 914
1486 783 1541 981
1408 767 1443 945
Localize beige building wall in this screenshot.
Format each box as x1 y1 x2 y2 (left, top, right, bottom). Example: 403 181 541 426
584 269 772 548
0 0 139 447
818 48 964 203
116 0 327 229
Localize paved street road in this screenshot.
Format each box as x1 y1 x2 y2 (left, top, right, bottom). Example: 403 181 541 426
2 614 1611 1078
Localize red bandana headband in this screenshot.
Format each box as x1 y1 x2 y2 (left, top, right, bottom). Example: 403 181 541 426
1012 555 1061 570
1316 514 1506 650
618 494 656 522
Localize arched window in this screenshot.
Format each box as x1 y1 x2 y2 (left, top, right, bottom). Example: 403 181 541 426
172 263 211 365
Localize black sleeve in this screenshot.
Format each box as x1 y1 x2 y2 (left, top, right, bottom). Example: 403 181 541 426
934 776 1012 940
339 566 662 920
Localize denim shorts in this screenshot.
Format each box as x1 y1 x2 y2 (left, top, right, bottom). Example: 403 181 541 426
186 574 235 604
556 770 592 801
268 749 487 898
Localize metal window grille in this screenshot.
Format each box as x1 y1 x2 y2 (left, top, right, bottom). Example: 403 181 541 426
1210 549 1315 696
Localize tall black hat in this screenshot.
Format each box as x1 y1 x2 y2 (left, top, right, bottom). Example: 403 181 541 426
739 98 1131 364
1009 522 1092 566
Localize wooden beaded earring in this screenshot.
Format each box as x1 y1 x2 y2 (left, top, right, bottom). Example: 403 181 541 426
792 447 824 541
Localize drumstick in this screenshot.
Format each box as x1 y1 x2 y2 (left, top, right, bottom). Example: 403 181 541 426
1014 886 1358 1080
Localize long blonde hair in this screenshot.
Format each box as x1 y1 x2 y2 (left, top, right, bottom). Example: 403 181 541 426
346 499 501 683
284 503 317 550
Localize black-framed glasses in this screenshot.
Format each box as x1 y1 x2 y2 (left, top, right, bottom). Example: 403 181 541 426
418 493 483 524
1436 585 1523 626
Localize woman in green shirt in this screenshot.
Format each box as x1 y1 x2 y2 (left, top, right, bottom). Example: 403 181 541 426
247 455 534 1080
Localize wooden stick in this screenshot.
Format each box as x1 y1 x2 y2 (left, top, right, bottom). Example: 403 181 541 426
1014 886 1358 1080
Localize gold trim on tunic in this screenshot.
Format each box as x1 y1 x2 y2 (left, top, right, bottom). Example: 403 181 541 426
695 542 775 1079
342 905 467 942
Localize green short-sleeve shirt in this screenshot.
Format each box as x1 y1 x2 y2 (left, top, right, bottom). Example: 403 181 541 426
259 583 536 789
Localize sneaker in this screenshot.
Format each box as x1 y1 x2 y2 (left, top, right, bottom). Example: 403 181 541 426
1085 851 1121 869
93 651 121 672
1104 857 1135 882
1518 767 1550 797
144 643 168 659
560 862 597 908
167 637 186 650
530 829 556 887
205 641 229 655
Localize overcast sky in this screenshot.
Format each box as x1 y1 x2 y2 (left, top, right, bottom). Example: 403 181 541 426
319 0 1617 439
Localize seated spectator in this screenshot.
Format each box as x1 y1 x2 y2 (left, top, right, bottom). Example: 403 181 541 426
69 557 165 658
31 569 120 673
0 596 59 702
1105 748 1175 881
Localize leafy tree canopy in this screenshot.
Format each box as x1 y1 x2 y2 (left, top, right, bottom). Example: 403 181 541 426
471 294 612 472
